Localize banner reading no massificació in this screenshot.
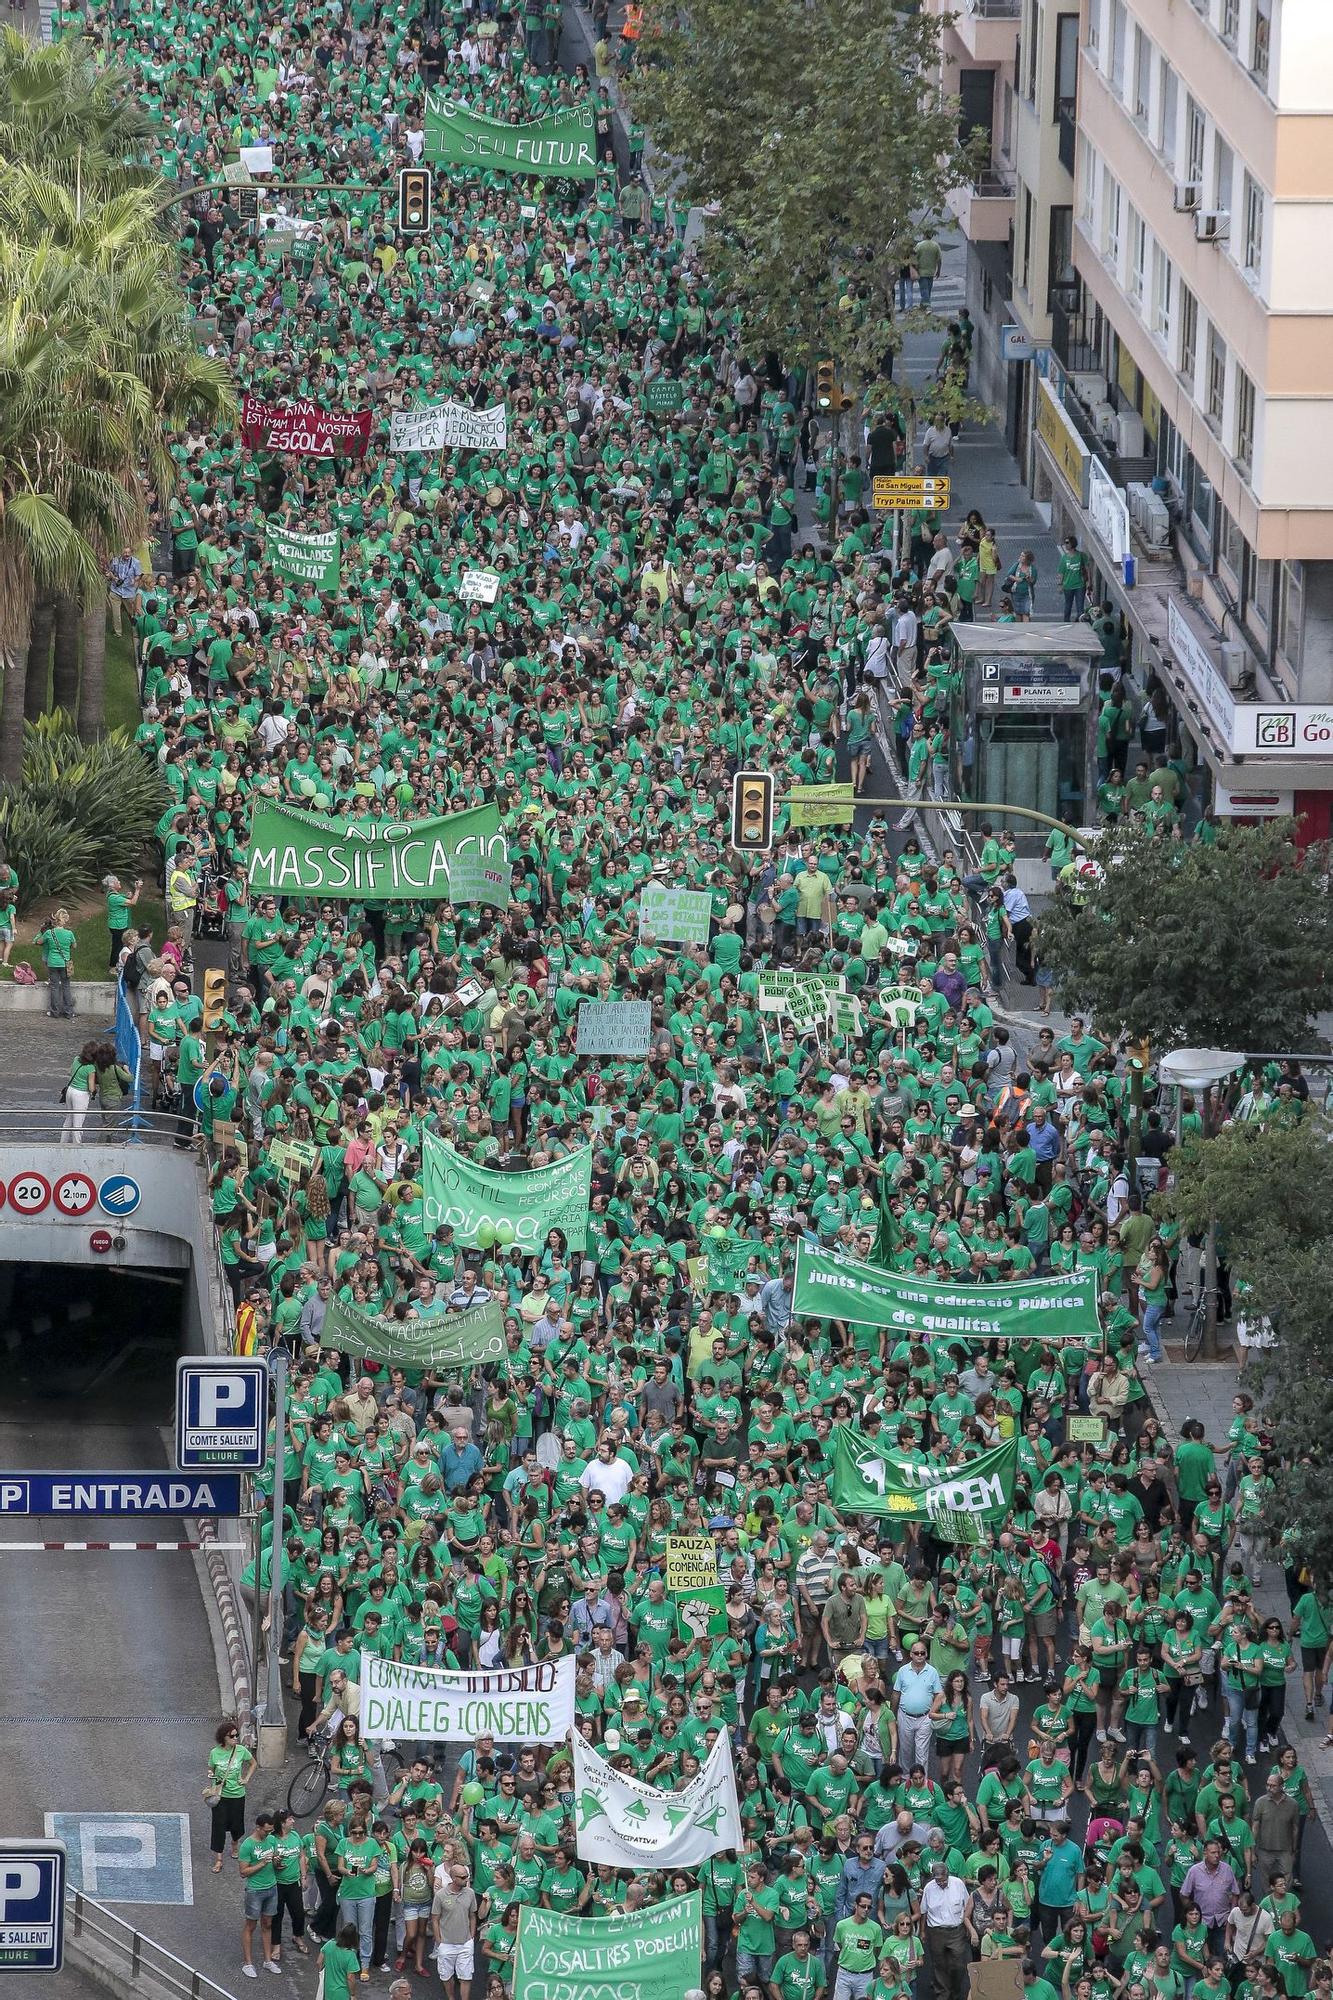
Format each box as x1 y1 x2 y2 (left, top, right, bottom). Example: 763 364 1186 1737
515 1894 702 2000
422 1132 592 1252
361 1652 575 1743
247 798 502 899
793 1242 1102 1342
265 522 341 588
425 97 597 179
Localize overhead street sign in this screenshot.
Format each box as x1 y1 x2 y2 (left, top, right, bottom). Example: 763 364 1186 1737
176 1359 269 1471
0 1839 66 1972
871 475 950 510
0 1474 245 1517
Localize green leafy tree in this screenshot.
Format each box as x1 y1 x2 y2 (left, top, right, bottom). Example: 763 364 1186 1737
1160 1116 1333 1584
1038 820 1333 1051
626 0 987 406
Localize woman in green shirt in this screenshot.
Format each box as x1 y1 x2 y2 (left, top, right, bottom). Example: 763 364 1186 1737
336 1816 382 1972
204 1717 254 1869
36 907 77 1019
103 873 143 972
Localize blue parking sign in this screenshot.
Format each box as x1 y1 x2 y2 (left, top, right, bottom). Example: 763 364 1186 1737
175 1358 269 1470
0 1839 65 1972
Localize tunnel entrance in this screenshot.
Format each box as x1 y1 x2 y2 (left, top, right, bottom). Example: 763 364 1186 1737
0 1260 187 1417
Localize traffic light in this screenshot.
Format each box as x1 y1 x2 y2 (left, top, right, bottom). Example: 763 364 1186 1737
202 967 227 1032
731 770 775 853
398 166 432 236
815 359 838 412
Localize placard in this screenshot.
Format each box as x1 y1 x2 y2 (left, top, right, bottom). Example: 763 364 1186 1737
575 1001 653 1058
637 884 713 947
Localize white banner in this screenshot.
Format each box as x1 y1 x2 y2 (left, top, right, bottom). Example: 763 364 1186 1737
390 399 507 452
459 568 501 604
361 1652 575 1743
572 1727 741 1866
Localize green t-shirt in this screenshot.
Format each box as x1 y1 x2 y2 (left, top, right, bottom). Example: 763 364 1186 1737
238 1833 278 1892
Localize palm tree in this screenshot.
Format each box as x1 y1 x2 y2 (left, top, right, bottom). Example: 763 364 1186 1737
0 32 232 743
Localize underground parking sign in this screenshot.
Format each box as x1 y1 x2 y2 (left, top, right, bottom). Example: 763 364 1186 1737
175 1358 269 1470
0 1839 66 1971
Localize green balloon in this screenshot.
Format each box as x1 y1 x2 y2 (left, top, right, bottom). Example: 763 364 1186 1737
492 1218 516 1245
475 1222 497 1249
461 1781 485 1806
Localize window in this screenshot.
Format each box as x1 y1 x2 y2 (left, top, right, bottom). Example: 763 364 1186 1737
1109 0 1128 95
1220 0 1239 43
1128 207 1147 308
1219 507 1244 582
1157 61 1179 165
1213 135 1234 217
1078 143 1096 225
1048 205 1075 312
1235 367 1256 473
1189 461 1215 559
1253 0 1272 84
1102 167 1122 268
1151 242 1174 341
1243 173 1265 281
1025 0 1039 102
1279 563 1304 670
1179 283 1199 386
1186 96 1206 185
1244 551 1273 635
1133 28 1153 123
1206 326 1227 427
1021 182 1034 296
1087 0 1102 60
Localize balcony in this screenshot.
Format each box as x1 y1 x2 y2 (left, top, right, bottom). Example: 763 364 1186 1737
947 166 1016 242
950 0 1021 63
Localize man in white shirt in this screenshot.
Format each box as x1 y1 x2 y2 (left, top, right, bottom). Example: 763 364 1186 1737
578 1437 634 1507
919 1861 975 2000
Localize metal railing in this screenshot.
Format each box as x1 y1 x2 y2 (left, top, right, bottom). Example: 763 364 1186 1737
0 1108 189 1145
962 0 1021 16
66 1890 240 2000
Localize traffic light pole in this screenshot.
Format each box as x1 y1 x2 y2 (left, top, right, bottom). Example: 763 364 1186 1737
780 795 1088 846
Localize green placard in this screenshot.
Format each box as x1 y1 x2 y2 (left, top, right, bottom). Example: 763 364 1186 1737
644 376 685 415
270 1136 319 1183
446 851 512 909
515 1894 701 2000
1066 1414 1109 1444
265 522 340 589
281 279 299 310
787 782 855 827
637 883 713 947
675 1585 728 1641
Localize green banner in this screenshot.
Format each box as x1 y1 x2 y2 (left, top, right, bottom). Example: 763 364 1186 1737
423 1133 592 1253
515 1895 701 2000
793 1243 1102 1342
265 522 341 588
425 97 597 179
247 799 501 900
321 1295 508 1371
832 1426 1019 1528
704 1234 763 1294
446 852 511 909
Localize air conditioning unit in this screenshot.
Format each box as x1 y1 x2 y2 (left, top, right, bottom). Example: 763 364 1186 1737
1092 400 1119 442
1196 208 1230 242
1220 641 1251 689
1143 495 1171 546
1116 411 1146 456
1070 372 1109 407
1126 481 1152 530
1173 181 1202 212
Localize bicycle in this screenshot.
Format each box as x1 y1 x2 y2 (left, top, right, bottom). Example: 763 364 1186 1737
286 1733 404 1818
1183 1293 1207 1363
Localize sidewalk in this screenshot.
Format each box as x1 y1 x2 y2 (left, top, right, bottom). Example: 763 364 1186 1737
897 233 1064 604
1140 1357 1333 1839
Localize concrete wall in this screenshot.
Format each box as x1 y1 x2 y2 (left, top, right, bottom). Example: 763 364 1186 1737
0 1140 225 1356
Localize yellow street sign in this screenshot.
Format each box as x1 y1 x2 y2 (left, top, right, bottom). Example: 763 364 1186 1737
871 475 951 510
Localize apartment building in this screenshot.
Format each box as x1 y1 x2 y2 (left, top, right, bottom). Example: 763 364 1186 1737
927 0 1079 447
1030 0 1333 834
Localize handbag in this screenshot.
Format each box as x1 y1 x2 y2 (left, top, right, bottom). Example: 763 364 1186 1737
203 1745 240 1805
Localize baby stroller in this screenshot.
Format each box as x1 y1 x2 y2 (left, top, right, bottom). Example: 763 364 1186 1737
194 860 231 939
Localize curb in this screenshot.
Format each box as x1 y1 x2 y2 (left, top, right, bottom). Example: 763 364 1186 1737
0 979 114 1014
197 1517 254 1742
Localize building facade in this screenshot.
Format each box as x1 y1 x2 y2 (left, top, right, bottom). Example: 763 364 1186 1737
1026 0 1333 834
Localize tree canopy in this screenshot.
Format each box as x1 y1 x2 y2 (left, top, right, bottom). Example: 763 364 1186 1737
1038 820 1333 1052
626 0 982 399
1160 1114 1333 1584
